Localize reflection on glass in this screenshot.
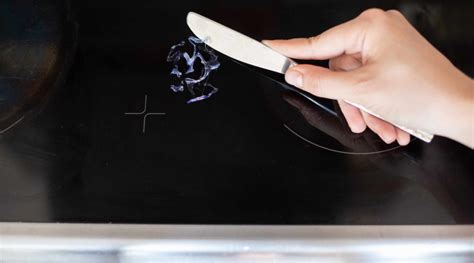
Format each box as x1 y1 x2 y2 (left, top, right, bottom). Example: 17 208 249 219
282 91 402 155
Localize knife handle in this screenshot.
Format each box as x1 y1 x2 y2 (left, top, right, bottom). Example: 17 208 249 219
344 101 433 143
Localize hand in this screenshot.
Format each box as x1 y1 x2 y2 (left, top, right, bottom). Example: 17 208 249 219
264 8 474 148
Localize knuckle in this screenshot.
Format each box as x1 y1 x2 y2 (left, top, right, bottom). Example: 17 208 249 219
306 36 320 57
359 8 395 30
360 8 386 20
307 35 320 47
386 9 403 17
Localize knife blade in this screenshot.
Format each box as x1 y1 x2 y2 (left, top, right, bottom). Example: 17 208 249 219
186 12 296 74
186 11 433 143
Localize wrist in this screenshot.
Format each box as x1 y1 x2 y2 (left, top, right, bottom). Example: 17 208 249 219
438 75 474 148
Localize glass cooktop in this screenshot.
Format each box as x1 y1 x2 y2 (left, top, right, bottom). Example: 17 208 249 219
0 0 472 224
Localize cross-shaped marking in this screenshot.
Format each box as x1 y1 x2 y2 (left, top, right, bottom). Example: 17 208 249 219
124 95 166 133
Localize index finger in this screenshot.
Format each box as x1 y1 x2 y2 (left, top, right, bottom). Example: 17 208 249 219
263 16 367 60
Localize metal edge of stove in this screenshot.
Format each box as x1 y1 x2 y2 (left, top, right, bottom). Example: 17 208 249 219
0 223 473 262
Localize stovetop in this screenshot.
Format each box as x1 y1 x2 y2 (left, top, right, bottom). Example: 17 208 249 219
0 0 473 224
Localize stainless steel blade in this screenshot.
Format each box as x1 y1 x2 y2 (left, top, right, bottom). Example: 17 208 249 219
186 12 295 74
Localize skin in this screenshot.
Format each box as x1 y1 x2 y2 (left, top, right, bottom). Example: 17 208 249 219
264 8 473 148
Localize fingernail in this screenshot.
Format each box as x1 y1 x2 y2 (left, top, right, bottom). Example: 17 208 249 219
285 69 303 88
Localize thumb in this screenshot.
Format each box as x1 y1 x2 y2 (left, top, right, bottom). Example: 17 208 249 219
285 64 362 100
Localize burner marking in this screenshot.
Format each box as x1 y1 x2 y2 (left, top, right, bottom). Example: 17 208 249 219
124 95 166 133
0 116 25 135
283 124 401 155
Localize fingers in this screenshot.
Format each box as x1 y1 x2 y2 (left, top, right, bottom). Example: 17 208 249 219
287 61 408 146
360 111 397 144
299 55 406 146
263 38 321 59
263 17 367 60
340 98 409 146
338 100 366 133
285 64 362 100
396 128 411 146
340 99 410 145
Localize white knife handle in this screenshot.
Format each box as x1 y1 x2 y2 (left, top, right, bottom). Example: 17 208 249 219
345 101 434 143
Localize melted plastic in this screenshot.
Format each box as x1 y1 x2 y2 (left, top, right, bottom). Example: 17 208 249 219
167 37 220 104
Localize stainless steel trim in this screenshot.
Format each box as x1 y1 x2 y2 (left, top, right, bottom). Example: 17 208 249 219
1 223 473 262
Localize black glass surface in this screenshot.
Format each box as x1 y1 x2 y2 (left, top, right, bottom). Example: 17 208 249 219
0 0 473 224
